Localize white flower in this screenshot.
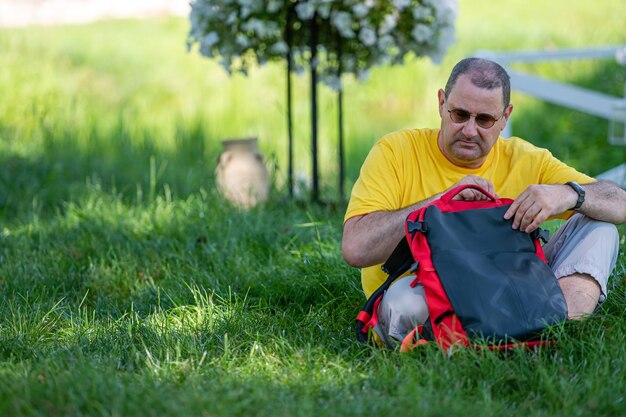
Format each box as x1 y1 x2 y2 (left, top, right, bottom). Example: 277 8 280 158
218 57 232 73
317 3 331 19
236 33 250 47
294 64 306 76
226 11 237 24
311 55 319 69
263 20 279 35
343 56 356 72
332 11 355 38
358 27 377 46
412 5 431 20
392 0 411 11
241 18 276 37
379 13 398 35
411 24 433 43
430 26 456 63
241 19 257 33
377 34 395 50
202 32 219 49
267 0 281 13
352 4 369 18
270 41 289 54
357 69 370 82
324 74 342 91
188 0 458 80
425 0 457 22
237 0 254 8
295 2 315 20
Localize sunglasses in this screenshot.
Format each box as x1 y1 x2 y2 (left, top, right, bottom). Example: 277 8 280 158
446 105 504 129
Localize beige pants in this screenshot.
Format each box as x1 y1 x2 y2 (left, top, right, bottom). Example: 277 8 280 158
374 214 620 348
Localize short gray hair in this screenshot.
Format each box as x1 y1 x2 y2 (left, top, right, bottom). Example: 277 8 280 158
444 58 511 108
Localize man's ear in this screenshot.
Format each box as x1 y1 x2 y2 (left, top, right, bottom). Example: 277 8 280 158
504 104 514 119
502 103 514 124
437 89 446 118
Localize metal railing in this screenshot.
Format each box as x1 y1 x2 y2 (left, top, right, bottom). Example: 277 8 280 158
475 46 626 187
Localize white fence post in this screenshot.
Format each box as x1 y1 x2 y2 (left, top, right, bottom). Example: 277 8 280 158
475 46 626 188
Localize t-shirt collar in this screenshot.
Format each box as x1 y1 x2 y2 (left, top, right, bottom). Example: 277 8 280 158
432 129 497 174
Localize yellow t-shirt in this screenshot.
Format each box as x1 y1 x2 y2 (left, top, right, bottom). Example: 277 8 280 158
344 128 595 298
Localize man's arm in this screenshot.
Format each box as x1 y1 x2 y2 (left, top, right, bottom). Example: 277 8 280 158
342 175 497 268
342 198 433 268
504 180 626 233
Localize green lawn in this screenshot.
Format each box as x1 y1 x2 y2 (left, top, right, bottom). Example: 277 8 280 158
1 0 626 415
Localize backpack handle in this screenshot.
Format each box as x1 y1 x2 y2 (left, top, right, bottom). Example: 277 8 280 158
439 184 498 203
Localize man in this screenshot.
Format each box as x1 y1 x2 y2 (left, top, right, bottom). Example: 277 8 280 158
342 57 626 348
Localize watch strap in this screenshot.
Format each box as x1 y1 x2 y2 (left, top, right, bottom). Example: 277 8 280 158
565 181 585 210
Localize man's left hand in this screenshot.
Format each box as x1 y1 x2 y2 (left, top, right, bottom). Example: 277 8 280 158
503 184 577 233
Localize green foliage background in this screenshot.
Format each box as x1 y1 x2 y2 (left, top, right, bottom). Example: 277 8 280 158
0 0 625 416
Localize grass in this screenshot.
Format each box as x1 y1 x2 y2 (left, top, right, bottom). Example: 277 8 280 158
1 0 626 415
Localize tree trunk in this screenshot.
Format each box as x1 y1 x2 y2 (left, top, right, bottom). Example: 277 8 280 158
285 6 294 198
337 36 345 202
309 14 319 203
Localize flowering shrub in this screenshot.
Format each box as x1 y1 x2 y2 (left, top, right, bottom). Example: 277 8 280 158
188 0 457 88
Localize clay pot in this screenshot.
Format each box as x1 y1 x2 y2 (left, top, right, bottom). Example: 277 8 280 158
215 138 269 208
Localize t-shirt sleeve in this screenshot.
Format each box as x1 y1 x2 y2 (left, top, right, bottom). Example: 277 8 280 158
537 150 595 220
344 137 404 223
539 151 595 185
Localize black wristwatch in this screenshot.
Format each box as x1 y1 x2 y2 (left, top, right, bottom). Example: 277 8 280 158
565 181 585 210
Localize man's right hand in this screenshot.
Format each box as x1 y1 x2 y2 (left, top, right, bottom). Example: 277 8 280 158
342 175 497 268
448 175 498 201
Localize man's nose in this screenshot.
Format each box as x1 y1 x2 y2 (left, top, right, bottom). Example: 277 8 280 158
461 116 479 137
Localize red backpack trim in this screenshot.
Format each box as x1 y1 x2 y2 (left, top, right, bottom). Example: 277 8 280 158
356 184 567 351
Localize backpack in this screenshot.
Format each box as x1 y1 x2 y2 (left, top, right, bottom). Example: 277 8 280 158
355 184 568 351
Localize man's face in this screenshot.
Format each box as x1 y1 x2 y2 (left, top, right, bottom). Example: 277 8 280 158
437 74 513 168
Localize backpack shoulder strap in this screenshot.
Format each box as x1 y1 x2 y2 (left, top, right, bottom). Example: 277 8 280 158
355 237 416 343
381 237 413 275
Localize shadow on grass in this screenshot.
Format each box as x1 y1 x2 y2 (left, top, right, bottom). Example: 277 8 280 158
0 113 219 221
0 107 363 379
0 154 359 313
3 298 626 417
